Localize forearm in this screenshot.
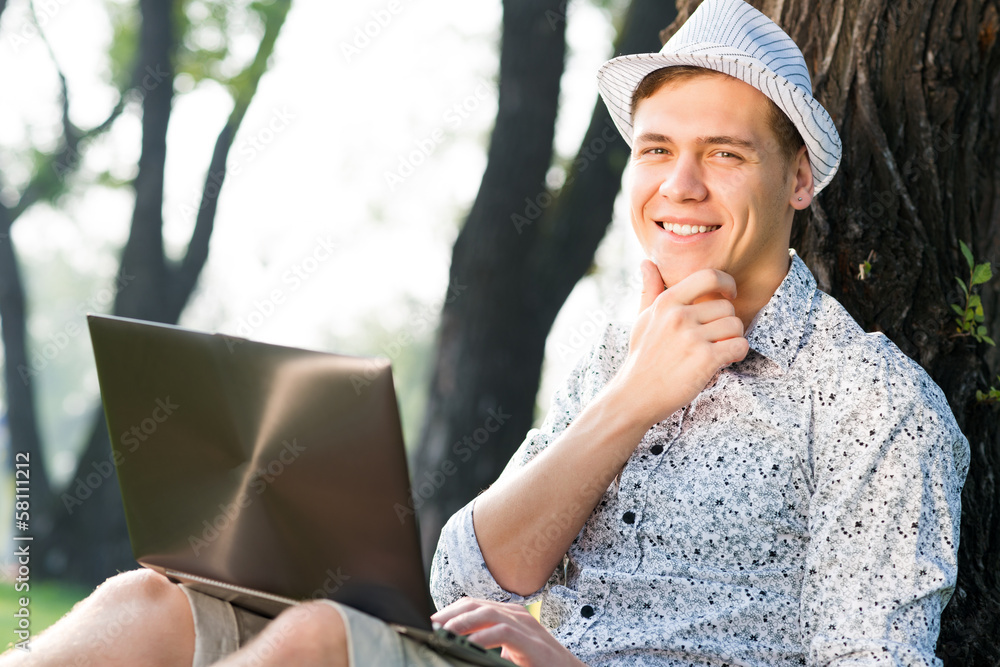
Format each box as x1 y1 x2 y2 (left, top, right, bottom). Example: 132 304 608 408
472 269 748 597
472 380 658 596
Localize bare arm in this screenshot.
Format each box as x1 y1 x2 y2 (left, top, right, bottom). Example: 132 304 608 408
473 262 749 596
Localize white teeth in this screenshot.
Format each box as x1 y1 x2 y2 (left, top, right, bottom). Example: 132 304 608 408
662 223 720 236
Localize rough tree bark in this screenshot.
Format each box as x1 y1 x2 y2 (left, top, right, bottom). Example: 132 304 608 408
0 0 292 584
413 0 678 565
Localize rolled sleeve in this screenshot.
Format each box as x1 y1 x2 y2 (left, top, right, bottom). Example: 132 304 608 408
429 499 539 609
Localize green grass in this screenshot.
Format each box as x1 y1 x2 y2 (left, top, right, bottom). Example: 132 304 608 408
0 579 90 647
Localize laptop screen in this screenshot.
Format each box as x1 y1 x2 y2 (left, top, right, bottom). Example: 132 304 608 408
88 314 432 628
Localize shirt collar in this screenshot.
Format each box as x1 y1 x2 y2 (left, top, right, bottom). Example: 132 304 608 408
743 249 817 372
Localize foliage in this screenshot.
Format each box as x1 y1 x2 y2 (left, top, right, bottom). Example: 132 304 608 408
174 0 283 94
105 0 139 91
857 249 876 280
976 376 1000 405
951 240 995 346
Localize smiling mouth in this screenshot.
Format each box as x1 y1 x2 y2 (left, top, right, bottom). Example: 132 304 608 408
656 222 721 236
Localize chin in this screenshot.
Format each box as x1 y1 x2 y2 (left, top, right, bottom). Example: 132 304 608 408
650 257 710 288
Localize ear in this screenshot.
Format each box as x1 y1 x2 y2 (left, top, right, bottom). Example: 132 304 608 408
789 145 813 210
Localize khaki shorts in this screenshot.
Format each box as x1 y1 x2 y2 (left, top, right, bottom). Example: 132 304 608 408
180 586 481 666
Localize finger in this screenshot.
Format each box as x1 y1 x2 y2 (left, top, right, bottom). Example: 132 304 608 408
455 612 548 655
430 597 487 627
441 612 496 635
462 624 529 652
431 599 521 631
638 260 665 314
698 315 745 343
665 269 737 306
690 297 737 324
462 616 568 666
716 335 750 365
439 604 522 636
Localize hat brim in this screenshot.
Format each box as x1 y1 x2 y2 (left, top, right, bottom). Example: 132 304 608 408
597 52 842 195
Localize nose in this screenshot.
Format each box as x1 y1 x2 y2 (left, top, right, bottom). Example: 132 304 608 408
658 154 708 202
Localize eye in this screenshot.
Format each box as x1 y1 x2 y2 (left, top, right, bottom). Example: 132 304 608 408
714 150 742 160
640 147 669 156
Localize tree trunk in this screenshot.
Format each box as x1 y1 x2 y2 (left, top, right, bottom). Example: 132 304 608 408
34 0 178 582
413 0 678 567
0 206 52 515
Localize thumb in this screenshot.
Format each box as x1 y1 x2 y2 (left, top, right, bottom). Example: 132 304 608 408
638 260 665 314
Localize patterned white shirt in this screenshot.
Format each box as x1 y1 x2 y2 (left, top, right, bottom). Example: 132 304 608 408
429 251 970 666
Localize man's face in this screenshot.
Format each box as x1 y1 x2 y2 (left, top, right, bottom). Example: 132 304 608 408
628 73 809 292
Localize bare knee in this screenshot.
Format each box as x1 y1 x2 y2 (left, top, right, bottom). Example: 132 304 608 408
92 568 171 603
90 569 192 643
238 601 348 666
2 569 194 667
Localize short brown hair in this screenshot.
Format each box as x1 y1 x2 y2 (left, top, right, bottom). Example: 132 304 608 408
631 66 805 163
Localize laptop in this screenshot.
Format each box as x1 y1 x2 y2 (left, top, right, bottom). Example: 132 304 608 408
87 314 514 666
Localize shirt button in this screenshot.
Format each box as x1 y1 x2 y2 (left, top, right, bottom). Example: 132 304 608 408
650 444 664 455
622 511 636 524
580 605 595 618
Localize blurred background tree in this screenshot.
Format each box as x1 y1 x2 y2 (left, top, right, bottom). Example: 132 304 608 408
1 0 292 582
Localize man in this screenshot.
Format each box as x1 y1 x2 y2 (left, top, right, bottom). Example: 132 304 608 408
3 0 967 665
428 0 966 664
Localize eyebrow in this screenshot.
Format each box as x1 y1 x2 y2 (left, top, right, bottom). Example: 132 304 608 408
633 132 759 152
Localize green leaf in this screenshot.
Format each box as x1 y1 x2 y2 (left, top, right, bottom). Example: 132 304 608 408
969 294 982 309
971 262 993 286
984 335 997 347
956 277 968 294
106 0 139 90
951 303 966 317
960 240 974 269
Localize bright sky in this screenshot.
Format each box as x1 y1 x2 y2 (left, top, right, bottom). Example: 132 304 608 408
0 0 646 484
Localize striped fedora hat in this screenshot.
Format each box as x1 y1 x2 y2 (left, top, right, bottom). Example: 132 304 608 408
597 0 842 194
